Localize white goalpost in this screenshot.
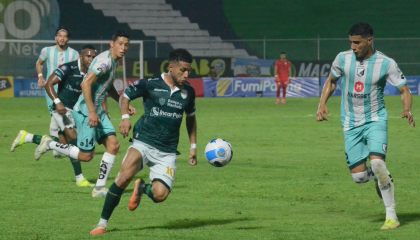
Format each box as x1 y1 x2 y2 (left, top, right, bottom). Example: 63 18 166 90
0 39 144 81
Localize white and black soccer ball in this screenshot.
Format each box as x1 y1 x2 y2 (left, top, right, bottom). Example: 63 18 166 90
204 139 233 167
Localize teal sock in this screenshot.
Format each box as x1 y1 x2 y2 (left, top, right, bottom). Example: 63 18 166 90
69 139 82 176
32 135 42 145
101 183 124 220
144 184 158 203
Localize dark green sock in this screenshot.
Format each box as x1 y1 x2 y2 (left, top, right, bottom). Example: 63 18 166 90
144 184 158 203
32 135 42 145
68 139 82 176
51 136 59 142
101 183 124 220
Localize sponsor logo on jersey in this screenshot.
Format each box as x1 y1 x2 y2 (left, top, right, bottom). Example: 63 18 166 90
356 68 365 77
181 89 188 99
150 107 182 119
167 99 182 109
216 79 233 96
154 88 168 92
97 63 107 73
347 91 369 99
148 77 160 81
159 97 166 106
71 66 78 69
354 81 364 92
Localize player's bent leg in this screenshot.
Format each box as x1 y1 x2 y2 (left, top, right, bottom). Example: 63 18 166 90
370 158 399 229
92 148 143 235
350 163 375 184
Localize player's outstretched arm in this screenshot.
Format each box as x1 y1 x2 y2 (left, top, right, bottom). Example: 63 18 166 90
45 74 66 115
316 74 338 122
119 94 131 138
36 59 46 88
398 84 415 128
81 71 101 127
108 85 136 116
186 115 197 166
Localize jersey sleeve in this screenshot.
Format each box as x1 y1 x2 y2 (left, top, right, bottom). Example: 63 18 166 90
39 47 47 62
123 79 148 100
330 54 342 79
52 63 71 81
386 60 407 89
89 57 112 77
185 88 196 116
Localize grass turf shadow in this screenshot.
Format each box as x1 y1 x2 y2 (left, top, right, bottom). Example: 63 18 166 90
370 213 420 226
110 217 252 232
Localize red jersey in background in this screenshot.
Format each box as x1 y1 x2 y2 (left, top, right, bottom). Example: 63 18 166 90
275 60 291 82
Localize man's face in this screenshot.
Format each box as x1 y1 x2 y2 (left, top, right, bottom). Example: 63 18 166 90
80 49 96 69
280 53 286 60
55 31 69 48
169 61 191 87
110 37 130 58
349 35 372 59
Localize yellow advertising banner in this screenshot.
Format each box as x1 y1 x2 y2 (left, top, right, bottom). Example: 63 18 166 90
0 77 14 98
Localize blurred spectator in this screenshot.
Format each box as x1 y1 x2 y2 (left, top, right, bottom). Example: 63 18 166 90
208 66 219 81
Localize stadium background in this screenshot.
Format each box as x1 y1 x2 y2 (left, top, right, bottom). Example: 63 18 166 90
1 0 420 98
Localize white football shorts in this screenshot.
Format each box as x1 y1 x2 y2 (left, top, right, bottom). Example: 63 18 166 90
126 139 177 190
51 109 75 131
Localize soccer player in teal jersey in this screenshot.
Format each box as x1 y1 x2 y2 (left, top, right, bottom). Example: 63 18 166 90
11 45 97 187
90 49 197 235
35 31 135 198
36 26 79 158
316 22 415 230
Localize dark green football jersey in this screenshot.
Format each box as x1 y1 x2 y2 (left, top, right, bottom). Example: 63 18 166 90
123 74 196 153
52 59 84 110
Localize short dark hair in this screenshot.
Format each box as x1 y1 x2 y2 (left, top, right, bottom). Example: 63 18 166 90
80 45 96 54
55 26 71 38
281 52 286 54
169 48 193 64
111 30 130 42
348 22 373 38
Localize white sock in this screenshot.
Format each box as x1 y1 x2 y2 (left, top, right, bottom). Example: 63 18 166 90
371 159 397 221
98 218 108 228
50 117 59 138
365 166 375 181
25 133 34 143
47 141 80 159
76 174 85 184
95 152 115 190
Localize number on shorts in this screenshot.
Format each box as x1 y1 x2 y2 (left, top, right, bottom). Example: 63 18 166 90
85 138 94 147
166 166 175 178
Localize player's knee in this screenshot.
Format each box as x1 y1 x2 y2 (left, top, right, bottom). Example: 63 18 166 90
79 152 94 162
107 142 120 154
152 188 169 202
351 171 369 184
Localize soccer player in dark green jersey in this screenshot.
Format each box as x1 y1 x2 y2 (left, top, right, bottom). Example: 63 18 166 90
91 49 197 235
11 45 97 187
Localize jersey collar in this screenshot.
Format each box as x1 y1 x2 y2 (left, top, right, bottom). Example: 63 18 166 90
161 72 180 96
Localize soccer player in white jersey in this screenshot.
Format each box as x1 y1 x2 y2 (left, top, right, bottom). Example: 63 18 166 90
316 22 415 230
36 26 79 160
35 31 135 198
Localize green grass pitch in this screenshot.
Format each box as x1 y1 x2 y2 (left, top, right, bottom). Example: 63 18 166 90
0 96 419 240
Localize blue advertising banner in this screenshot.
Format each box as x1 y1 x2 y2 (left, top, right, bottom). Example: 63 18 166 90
14 79 45 97
320 76 420 96
203 77 319 98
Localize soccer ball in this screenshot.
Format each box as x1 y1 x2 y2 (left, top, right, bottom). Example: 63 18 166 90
204 139 233 167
